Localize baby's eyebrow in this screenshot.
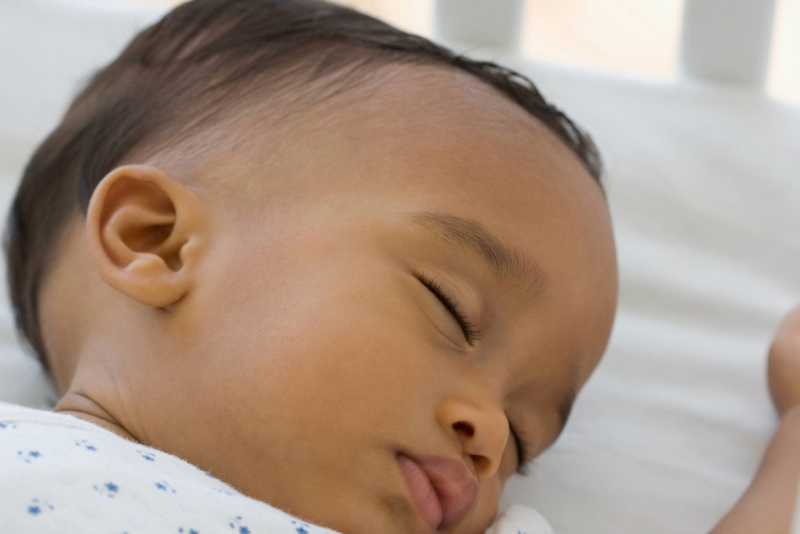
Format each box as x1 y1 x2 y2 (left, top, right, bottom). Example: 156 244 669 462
408 211 578 439
404 210 548 297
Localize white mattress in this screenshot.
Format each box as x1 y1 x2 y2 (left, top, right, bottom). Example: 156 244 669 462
1 1 799 533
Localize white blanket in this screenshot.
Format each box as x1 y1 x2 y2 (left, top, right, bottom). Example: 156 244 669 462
0 402 553 534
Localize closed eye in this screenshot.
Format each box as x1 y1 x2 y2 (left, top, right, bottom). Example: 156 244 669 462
509 420 534 476
414 272 482 345
414 271 533 475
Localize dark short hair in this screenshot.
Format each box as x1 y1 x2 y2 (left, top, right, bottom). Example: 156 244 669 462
4 0 602 372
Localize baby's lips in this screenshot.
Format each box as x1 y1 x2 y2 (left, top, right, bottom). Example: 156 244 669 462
409 453 479 529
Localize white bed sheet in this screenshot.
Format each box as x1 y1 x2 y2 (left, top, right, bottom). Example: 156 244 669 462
1 1 799 533
495 59 800 533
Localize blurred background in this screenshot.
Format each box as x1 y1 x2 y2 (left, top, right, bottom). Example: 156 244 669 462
128 0 800 106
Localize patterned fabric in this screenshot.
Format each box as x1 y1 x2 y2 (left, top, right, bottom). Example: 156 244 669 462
0 402 553 534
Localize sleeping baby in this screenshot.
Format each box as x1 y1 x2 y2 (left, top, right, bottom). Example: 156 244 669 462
1 0 798 533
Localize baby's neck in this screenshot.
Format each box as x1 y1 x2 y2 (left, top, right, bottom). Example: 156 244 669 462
54 392 140 444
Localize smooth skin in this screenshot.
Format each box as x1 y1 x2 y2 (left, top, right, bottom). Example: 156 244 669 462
39 66 619 534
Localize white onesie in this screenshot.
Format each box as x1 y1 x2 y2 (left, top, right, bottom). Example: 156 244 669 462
0 402 553 534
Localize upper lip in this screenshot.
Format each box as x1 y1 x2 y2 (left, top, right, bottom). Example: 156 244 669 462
401 451 479 530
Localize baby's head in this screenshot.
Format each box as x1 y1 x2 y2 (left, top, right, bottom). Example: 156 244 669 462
4 0 617 532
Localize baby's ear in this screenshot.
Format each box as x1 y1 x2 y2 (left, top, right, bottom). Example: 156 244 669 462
85 165 208 308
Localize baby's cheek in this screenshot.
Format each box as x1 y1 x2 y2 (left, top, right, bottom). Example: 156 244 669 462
464 440 519 532
466 475 503 534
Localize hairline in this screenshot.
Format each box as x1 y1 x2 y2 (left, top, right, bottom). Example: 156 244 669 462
135 60 597 199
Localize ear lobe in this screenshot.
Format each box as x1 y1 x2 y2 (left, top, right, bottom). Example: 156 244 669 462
86 165 206 309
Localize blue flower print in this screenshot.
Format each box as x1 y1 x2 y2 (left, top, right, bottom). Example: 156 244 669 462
292 519 311 534
137 450 156 462
75 439 97 451
17 450 42 463
26 498 54 515
93 482 119 498
178 528 199 534
229 516 250 534
155 480 177 494
0 422 17 429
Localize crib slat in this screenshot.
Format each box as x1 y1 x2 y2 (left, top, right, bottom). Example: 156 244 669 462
679 0 778 88
433 0 524 52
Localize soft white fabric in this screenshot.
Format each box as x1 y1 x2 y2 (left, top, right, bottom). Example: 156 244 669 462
795 484 800 534
794 481 800 534
0 1 799 534
485 505 554 534
0 402 552 534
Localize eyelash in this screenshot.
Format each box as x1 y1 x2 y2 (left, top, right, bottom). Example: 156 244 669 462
414 271 533 475
413 272 483 344
508 421 535 476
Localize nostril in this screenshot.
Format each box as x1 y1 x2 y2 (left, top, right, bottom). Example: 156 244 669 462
453 421 474 437
471 455 491 475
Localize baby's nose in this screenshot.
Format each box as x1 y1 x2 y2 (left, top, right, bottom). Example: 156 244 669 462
438 398 510 480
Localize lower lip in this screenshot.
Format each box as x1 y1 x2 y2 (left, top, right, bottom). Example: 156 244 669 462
397 454 442 531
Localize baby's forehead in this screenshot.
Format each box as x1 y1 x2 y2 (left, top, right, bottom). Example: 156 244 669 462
290 64 552 143
155 63 585 213
225 64 562 168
